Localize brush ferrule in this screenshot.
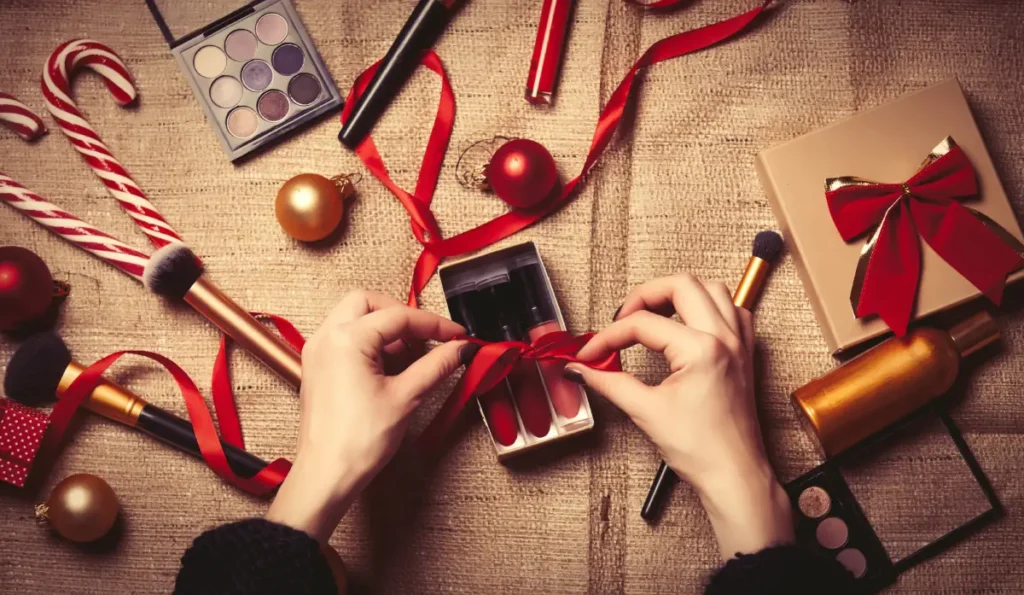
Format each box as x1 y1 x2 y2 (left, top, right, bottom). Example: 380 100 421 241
733 256 770 311
58 361 146 427
184 276 302 388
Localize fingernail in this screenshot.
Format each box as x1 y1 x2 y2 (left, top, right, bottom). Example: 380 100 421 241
459 343 482 366
562 366 586 385
612 304 622 322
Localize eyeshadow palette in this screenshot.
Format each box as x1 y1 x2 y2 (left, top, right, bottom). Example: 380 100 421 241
785 410 1001 593
788 461 895 590
146 0 342 161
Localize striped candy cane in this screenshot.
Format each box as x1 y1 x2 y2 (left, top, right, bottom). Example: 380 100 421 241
42 39 183 249
0 173 150 280
0 92 47 141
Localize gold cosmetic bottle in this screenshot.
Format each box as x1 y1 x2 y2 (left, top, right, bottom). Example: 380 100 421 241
793 310 1000 457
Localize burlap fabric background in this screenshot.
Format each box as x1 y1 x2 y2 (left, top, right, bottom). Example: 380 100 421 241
2 0 1023 592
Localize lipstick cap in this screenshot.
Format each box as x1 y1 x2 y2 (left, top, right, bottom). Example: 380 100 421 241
511 264 556 328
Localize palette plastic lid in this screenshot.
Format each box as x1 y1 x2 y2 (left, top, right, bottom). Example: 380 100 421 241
147 0 272 49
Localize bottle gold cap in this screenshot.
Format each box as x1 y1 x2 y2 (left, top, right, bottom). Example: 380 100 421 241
948 310 1000 358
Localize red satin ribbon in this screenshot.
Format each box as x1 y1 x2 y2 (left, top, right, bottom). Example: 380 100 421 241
827 143 1024 336
341 1 774 307
417 330 622 451
212 314 305 448
35 350 291 496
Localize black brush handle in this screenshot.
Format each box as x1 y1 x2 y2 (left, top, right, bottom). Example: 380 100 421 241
136 405 268 478
338 0 452 148
641 461 678 522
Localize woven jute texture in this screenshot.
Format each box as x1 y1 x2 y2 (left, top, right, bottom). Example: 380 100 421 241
2 0 1024 593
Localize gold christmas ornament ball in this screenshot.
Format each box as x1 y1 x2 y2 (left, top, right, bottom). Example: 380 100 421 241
275 173 351 242
321 545 349 595
36 474 120 543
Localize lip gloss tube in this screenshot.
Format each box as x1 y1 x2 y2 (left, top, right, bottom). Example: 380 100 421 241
512 266 583 419
499 320 553 439
525 0 575 105
448 290 522 447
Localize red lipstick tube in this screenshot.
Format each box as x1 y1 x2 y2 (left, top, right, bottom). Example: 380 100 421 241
525 0 575 105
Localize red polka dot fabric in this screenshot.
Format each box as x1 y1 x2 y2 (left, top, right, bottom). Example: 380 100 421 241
0 399 50 488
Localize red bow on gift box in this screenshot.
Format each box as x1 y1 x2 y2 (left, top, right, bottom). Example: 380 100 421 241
0 399 50 487
418 330 621 451
826 137 1024 336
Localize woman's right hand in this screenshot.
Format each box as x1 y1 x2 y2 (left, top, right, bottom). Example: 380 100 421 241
563 274 793 559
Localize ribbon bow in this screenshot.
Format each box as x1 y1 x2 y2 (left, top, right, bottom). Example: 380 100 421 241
418 330 621 451
825 137 1024 336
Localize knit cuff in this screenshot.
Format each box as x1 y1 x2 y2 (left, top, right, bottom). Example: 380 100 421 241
175 518 337 595
706 544 857 595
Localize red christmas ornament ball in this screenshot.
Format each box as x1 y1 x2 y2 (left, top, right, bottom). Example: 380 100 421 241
486 139 559 210
0 246 53 332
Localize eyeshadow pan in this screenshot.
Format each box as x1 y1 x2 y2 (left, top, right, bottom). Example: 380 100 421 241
258 90 290 122
816 517 849 550
287 73 321 105
256 13 289 45
225 30 258 61
210 76 243 108
194 46 227 78
836 548 868 578
798 486 831 519
241 60 274 91
227 107 259 138
272 43 304 76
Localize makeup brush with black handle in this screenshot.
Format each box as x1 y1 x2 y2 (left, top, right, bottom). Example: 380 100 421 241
640 230 784 522
3 332 269 478
143 244 302 388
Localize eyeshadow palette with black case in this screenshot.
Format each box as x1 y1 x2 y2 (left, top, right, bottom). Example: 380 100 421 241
785 408 1002 593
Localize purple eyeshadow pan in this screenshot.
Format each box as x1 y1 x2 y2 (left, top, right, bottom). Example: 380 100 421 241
258 90 290 122
287 73 322 105
272 43 304 76
241 60 273 91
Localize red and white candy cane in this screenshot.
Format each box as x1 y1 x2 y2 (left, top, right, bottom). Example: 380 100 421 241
42 39 183 249
0 173 150 280
0 92 47 141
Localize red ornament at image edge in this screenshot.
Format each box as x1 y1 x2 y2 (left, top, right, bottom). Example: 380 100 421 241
486 139 559 210
0 246 54 332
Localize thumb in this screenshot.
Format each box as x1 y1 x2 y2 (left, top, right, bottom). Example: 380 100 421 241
391 340 471 404
563 364 651 421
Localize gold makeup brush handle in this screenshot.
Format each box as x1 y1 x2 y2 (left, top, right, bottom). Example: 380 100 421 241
733 256 770 311
185 277 302 388
58 361 147 427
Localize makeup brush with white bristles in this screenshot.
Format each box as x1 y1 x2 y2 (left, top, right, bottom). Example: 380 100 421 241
143 244 302 388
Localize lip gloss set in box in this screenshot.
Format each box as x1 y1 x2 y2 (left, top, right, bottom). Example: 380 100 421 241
440 243 594 459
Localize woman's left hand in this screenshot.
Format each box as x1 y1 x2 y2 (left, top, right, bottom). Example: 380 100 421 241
267 290 473 542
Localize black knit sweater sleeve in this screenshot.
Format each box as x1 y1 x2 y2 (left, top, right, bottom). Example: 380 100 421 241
176 520 853 594
706 544 858 594
174 519 337 595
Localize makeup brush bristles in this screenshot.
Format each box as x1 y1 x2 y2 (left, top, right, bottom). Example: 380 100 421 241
4 332 72 406
143 243 205 300
752 230 784 264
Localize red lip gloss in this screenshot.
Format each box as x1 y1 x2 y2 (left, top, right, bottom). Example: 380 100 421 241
499 320 553 439
525 0 574 105
512 266 582 419
448 291 521 447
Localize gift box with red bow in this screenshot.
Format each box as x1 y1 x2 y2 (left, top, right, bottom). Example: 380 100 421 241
0 398 50 487
756 78 1024 354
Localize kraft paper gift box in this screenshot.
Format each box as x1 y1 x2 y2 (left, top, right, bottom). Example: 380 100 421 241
756 78 1024 354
